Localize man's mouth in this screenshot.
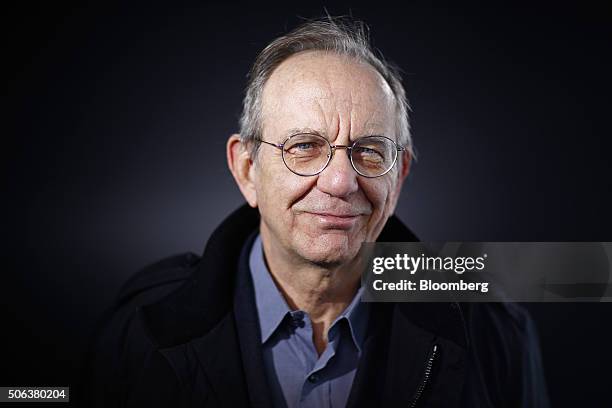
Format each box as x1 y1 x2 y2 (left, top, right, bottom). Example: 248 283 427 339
303 211 362 229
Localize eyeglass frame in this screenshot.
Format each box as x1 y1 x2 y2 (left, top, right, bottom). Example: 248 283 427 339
257 133 406 178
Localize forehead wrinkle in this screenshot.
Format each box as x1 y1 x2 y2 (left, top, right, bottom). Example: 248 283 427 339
342 76 394 139
362 109 388 136
345 103 390 140
318 98 391 142
313 96 334 139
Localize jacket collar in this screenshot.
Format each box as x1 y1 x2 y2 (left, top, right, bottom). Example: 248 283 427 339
141 204 260 348
141 203 467 350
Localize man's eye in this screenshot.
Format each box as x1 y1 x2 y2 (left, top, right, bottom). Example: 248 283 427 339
354 147 384 161
357 147 377 155
295 143 314 150
286 142 321 155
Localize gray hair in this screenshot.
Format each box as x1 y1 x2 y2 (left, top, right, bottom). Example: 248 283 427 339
239 16 414 162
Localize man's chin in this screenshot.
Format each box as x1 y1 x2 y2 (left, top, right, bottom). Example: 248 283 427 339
295 235 362 266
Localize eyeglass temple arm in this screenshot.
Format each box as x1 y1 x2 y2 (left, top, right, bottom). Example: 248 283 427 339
259 140 284 149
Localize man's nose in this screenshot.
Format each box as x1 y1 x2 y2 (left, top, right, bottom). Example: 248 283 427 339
316 148 359 198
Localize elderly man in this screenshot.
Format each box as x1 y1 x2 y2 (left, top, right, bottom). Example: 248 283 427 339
87 17 548 408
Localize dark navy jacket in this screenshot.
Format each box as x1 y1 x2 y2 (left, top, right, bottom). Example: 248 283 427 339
84 205 549 407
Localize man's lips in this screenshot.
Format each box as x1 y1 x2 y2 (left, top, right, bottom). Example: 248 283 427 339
307 212 362 218
302 211 363 229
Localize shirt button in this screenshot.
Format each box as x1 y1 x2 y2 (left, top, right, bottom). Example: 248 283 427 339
307 374 319 383
290 312 305 328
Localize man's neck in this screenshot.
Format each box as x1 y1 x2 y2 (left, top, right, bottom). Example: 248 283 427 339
259 230 361 355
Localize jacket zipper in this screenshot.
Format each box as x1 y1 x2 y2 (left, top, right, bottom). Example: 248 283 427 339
409 344 439 407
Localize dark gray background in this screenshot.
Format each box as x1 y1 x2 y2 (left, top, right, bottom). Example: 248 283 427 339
5 1 612 406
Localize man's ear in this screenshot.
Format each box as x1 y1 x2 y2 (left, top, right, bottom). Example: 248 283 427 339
399 150 411 183
227 134 258 207
387 150 412 217
393 150 412 197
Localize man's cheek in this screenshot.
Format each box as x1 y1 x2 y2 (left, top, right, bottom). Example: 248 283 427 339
378 183 396 214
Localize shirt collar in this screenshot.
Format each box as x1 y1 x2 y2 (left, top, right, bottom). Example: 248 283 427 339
332 285 368 354
249 234 368 350
249 234 292 343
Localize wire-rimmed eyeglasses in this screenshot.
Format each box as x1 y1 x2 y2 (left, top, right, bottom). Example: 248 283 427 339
258 133 405 178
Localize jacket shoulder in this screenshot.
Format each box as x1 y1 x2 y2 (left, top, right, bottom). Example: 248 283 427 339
116 252 199 305
83 253 199 407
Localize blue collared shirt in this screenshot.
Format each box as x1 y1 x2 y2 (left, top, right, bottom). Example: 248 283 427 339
249 235 369 408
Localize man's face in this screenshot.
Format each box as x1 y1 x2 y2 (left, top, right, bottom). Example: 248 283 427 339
253 51 407 266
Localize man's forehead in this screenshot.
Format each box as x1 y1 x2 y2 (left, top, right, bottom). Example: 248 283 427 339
260 51 396 138
262 52 394 106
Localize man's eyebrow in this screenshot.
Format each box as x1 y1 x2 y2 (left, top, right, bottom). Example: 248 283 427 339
284 128 326 138
282 126 394 140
